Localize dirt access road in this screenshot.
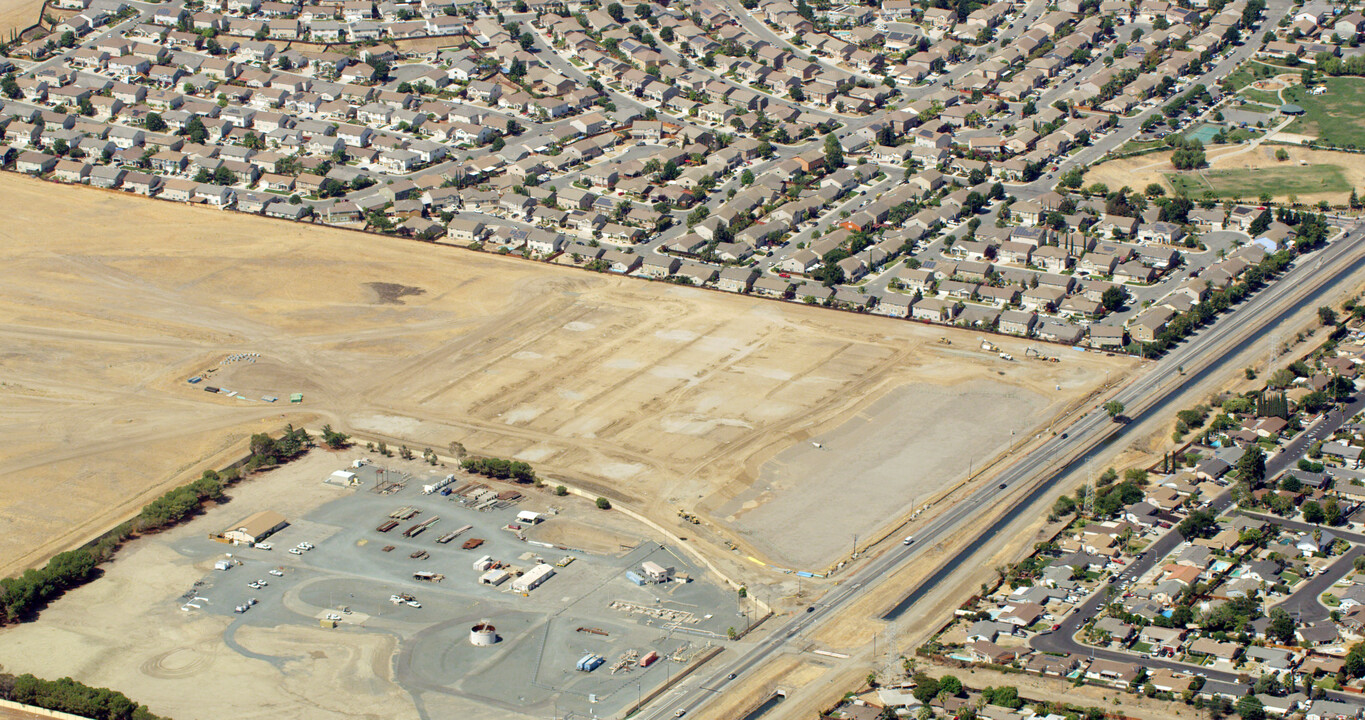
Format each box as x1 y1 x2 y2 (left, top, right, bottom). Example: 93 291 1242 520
0 173 1129 583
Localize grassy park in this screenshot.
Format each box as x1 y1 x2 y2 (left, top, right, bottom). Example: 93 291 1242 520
1165 164 1349 199
1282 77 1365 147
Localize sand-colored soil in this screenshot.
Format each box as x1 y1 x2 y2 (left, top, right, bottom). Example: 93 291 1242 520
0 173 1129 582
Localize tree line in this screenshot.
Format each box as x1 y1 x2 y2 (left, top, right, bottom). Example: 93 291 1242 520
0 674 164 720
1126 250 1296 357
0 426 316 625
460 456 537 483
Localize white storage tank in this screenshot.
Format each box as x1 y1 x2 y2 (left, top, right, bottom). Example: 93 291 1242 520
470 621 499 646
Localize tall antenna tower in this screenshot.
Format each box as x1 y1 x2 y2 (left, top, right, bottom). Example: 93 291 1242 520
1267 329 1284 372
1083 477 1096 519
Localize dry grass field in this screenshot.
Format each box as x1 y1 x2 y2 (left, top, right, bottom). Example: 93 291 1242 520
0 173 1129 582
0 0 41 36
1088 145 1365 205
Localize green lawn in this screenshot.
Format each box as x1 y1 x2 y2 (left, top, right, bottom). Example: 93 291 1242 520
1224 128 1264 143
1165 164 1349 200
1236 102 1279 114
1240 88 1283 106
1282 77 1365 148
1131 641 1154 654
1114 139 1165 155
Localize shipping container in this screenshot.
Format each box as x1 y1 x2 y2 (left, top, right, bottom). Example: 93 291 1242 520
625 570 646 586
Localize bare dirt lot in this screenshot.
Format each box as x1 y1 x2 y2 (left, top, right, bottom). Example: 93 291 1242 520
0 173 1128 583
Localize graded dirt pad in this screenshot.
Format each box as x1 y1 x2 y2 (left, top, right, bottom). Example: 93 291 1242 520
0 173 1128 583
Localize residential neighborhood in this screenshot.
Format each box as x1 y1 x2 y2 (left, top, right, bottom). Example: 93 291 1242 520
10 0 1365 715
0 0 1339 355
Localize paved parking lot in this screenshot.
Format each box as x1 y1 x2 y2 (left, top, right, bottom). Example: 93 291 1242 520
174 465 741 719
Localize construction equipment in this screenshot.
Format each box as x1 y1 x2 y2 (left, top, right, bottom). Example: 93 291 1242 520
677 510 701 525
410 550 429 560
937 337 951 345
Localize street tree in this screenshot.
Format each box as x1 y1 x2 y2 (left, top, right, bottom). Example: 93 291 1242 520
1104 400 1125 420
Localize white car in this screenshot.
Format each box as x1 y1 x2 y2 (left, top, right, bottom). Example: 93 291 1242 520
390 595 404 604
289 548 303 555
326 613 342 621
247 582 260 589
255 542 272 550
268 569 284 577
256 579 268 587
406 600 422 608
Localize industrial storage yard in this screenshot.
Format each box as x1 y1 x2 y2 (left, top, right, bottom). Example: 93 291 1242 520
0 173 1130 582
0 451 743 720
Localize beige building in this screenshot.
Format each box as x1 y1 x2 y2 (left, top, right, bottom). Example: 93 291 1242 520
223 510 288 545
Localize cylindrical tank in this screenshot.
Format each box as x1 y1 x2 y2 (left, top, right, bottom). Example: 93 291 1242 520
470 622 499 646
